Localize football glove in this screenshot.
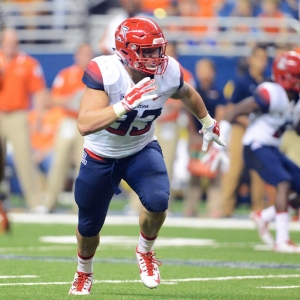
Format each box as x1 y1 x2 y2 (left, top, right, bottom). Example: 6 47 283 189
199 114 226 151
201 145 230 173
113 77 157 117
200 120 232 173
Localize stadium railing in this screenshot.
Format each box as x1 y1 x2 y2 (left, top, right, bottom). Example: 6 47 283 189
1 2 300 56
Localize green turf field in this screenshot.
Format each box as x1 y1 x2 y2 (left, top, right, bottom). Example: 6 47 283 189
0 213 300 299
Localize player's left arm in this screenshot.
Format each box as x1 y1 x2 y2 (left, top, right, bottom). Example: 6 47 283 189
172 82 225 151
172 82 208 120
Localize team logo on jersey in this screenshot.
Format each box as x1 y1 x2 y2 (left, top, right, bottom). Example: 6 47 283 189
81 151 87 165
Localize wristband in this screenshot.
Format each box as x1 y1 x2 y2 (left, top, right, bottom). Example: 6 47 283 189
113 101 127 118
198 113 214 129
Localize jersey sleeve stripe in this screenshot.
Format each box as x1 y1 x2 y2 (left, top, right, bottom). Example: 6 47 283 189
178 64 184 90
254 86 270 112
82 61 105 91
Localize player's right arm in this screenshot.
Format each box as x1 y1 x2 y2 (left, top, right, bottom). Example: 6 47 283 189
77 87 120 136
78 58 157 136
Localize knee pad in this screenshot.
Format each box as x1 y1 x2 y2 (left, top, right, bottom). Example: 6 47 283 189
78 210 106 237
142 191 169 212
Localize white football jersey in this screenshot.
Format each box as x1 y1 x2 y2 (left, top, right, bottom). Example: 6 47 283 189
82 54 183 158
242 82 294 148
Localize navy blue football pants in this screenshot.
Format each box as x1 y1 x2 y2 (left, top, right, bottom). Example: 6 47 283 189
75 141 170 237
244 144 300 191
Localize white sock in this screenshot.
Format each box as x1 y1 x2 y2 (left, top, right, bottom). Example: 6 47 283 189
261 205 276 223
275 212 290 244
287 205 296 215
77 252 94 273
137 231 157 253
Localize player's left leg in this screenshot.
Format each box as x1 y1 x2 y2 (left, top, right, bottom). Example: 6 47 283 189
124 141 169 288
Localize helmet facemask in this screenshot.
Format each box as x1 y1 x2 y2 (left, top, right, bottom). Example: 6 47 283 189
128 42 168 75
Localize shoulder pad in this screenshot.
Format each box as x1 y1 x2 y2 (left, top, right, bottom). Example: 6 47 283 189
92 55 120 86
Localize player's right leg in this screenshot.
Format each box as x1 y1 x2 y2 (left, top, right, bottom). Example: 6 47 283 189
250 207 275 245
69 150 116 295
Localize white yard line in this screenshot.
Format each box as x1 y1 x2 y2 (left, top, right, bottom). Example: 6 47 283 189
260 285 300 289
1 274 300 286
8 212 300 231
0 275 38 279
39 236 215 247
9 213 254 228
0 246 74 253
165 274 300 282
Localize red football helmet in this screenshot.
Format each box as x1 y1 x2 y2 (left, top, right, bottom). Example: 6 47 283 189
272 51 300 93
115 17 168 75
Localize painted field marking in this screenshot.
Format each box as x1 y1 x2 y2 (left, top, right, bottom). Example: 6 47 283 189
165 274 300 282
254 245 274 251
260 286 300 289
8 213 300 231
39 236 215 247
0 246 74 253
0 275 38 279
0 274 300 287
37 236 271 252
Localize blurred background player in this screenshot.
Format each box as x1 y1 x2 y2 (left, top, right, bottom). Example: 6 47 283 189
220 45 269 217
214 51 300 253
185 58 226 217
250 87 300 241
5 89 64 197
0 28 47 211
98 0 145 55
40 43 94 213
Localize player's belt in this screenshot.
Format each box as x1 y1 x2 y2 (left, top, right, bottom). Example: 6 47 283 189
84 148 107 161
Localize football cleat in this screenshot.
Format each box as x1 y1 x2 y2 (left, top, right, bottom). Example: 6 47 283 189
274 240 300 253
69 271 93 295
136 246 162 289
250 211 274 246
0 200 10 234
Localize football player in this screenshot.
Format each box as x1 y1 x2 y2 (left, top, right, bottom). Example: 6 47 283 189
69 17 225 295
204 50 300 253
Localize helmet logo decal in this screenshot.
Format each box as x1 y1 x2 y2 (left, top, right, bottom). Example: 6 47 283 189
153 38 164 45
121 25 129 40
277 57 287 70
